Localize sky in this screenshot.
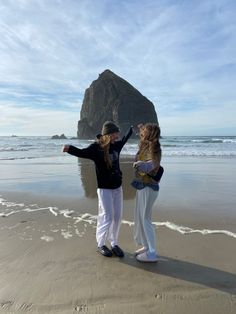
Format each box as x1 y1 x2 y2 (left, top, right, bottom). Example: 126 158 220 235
0 0 236 136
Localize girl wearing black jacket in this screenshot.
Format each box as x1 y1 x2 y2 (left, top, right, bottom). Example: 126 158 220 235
63 121 133 258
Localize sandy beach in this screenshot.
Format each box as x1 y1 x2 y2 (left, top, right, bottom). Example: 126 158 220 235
0 157 236 313
1 0 236 311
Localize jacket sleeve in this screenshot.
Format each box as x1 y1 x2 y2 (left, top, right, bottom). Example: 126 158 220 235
67 144 96 160
122 126 133 145
117 126 133 151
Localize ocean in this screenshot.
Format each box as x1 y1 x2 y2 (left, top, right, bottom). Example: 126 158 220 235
1 133 235 204
1 135 236 239
1 135 236 160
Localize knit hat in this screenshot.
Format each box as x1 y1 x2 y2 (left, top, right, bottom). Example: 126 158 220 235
101 121 120 135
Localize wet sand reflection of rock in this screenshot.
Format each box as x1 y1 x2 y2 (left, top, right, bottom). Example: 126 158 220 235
78 159 136 199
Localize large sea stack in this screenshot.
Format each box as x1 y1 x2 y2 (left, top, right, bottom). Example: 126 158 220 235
77 69 158 138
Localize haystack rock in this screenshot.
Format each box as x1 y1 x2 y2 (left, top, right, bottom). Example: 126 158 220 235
77 69 158 138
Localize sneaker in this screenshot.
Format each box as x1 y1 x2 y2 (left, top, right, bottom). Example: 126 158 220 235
98 245 113 257
136 251 158 263
134 247 148 256
111 245 124 258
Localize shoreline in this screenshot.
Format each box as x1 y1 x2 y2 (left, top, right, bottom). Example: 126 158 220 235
1 190 236 236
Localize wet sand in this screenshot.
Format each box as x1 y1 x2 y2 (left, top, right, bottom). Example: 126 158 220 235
0 157 236 313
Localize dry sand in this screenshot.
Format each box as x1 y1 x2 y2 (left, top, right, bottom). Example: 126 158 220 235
0 191 236 314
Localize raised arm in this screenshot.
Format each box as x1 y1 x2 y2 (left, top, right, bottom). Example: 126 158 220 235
116 126 133 151
121 126 133 145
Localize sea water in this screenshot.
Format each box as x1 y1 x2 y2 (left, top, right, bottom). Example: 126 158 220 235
1 136 236 240
0 135 236 198
1 135 236 160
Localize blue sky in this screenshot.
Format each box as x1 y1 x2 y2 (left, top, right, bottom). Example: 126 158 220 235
0 0 236 136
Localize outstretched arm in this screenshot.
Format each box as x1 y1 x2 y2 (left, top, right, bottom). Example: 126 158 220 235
63 144 96 160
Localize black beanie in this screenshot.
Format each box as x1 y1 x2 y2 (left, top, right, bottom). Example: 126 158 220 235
101 121 120 135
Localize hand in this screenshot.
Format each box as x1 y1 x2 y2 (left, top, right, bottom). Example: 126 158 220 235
133 124 143 135
133 161 142 169
62 145 70 153
137 123 144 129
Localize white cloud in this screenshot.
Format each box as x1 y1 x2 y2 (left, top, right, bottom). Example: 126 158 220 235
159 102 236 136
0 0 236 135
0 103 78 136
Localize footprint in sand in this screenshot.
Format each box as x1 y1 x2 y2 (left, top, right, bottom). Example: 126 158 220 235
0 301 14 310
75 304 88 312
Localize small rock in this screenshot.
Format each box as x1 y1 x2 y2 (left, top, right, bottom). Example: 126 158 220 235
51 134 67 139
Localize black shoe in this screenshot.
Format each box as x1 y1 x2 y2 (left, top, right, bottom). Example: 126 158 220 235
111 245 124 258
98 245 113 257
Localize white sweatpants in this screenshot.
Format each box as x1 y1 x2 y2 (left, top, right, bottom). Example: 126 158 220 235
96 187 123 248
134 187 159 254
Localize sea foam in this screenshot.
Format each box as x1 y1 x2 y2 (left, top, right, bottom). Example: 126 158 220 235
1 196 236 240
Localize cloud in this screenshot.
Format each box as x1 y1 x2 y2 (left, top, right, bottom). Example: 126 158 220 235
0 0 236 135
159 102 236 135
0 103 78 136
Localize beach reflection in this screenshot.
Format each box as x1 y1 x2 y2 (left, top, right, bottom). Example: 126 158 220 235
78 159 136 199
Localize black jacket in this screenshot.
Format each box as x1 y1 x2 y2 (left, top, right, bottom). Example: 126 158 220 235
67 127 133 189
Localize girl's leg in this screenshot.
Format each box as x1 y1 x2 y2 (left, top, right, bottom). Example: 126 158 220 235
96 188 113 247
108 186 123 247
134 189 149 249
142 188 159 255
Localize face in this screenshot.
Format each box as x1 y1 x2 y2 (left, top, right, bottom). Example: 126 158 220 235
109 132 120 143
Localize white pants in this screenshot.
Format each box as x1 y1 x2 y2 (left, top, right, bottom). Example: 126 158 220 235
96 187 123 247
134 187 159 254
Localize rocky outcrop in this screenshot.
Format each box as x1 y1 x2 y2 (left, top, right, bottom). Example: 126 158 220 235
51 134 67 139
77 70 158 138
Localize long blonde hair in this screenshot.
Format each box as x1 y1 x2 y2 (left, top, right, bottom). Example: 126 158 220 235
97 135 112 168
138 123 162 164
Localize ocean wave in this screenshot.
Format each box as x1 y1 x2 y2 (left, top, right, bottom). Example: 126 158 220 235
162 151 236 157
191 139 225 143
18 144 35 147
1 196 236 240
0 156 39 161
223 139 236 143
121 151 236 157
1 152 236 161
0 147 29 152
0 154 60 161
1 135 236 161
191 140 221 143
190 138 236 144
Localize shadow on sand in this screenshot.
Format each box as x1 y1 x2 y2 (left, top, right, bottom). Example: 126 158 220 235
120 253 236 295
